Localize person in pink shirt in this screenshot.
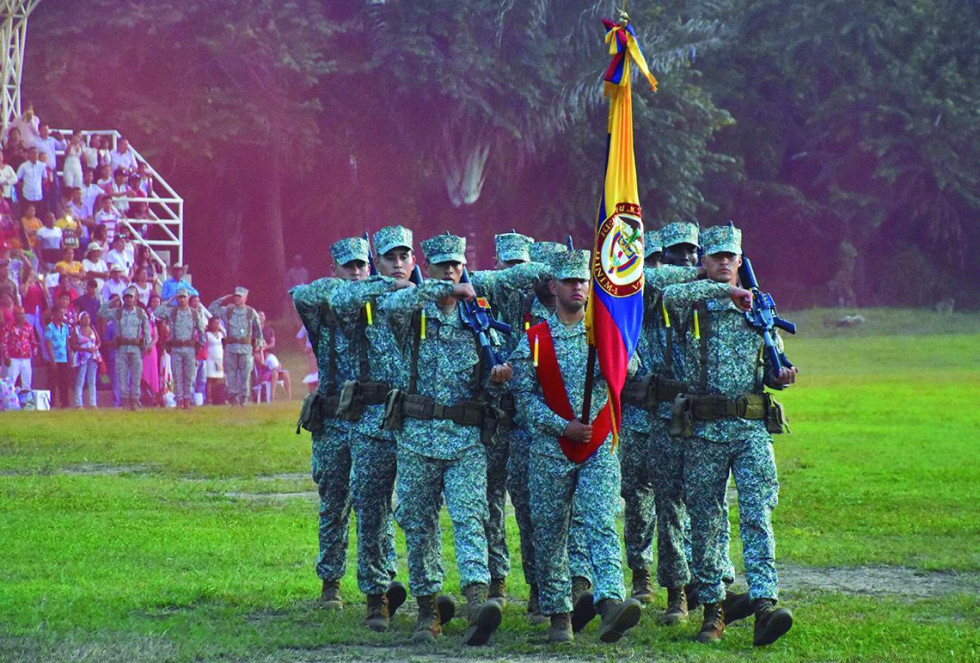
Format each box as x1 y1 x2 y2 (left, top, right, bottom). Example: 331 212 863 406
2 306 40 391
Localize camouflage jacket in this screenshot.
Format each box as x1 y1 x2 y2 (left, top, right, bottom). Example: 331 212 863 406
98 302 151 345
153 305 205 343
662 280 789 442
208 300 265 355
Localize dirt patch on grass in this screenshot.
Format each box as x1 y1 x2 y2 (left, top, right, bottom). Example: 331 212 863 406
223 490 317 501
0 463 153 476
779 564 980 598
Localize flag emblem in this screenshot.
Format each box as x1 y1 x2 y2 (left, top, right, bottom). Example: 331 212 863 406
594 203 644 298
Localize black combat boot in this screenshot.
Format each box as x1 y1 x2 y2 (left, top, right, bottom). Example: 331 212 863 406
723 590 754 623
696 602 725 644
488 576 507 607
364 593 389 632
527 584 547 626
411 595 441 644
684 581 700 610
320 579 343 610
659 585 688 625
630 567 655 604
753 598 793 647
596 598 642 643
570 576 596 632
385 581 406 618
436 595 455 626
461 583 502 646
548 612 573 644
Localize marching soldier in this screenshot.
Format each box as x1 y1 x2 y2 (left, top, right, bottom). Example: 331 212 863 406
155 285 206 409
662 224 796 647
380 233 509 646
209 286 264 406
510 249 642 645
98 286 151 410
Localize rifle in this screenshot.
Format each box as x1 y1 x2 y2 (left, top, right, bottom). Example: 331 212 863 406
363 232 378 276
458 267 512 373
566 234 574 250
738 256 796 378
410 264 423 285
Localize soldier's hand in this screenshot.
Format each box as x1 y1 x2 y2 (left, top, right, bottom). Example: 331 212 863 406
730 286 753 312
774 366 798 385
489 363 512 383
452 283 476 302
391 279 415 291
563 419 593 444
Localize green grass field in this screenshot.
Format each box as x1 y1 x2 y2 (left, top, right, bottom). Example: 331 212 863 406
1 309 978 662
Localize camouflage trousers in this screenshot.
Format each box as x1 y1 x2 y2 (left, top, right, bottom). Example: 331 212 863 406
223 352 253 403
115 346 142 401
312 423 398 593
170 347 196 401
619 423 657 572
508 426 593 588
396 445 490 597
685 431 780 604
530 447 624 615
485 428 511 581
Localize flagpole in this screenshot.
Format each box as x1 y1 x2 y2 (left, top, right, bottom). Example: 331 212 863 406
580 345 597 423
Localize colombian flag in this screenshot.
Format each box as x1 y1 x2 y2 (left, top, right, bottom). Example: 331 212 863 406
585 18 658 447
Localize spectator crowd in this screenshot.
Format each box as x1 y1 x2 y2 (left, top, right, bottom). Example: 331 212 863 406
0 104 290 411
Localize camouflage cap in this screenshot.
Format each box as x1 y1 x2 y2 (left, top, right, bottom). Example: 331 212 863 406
330 236 370 266
660 221 700 249
494 232 534 263
701 224 742 255
373 225 413 256
234 286 249 297
553 249 591 281
644 229 662 257
176 285 189 297
123 285 137 297
529 241 568 265
421 233 466 264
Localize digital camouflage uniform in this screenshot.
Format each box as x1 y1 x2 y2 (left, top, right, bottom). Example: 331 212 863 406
510 250 634 616
155 292 206 403
620 261 700 585
470 232 550 584
98 291 151 403
382 234 501 598
209 288 264 404
662 225 787 606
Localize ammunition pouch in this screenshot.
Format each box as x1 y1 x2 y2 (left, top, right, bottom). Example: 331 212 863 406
496 392 518 428
624 374 691 412
335 380 391 422
225 336 250 346
295 390 342 435
622 375 653 408
669 392 788 438
381 389 405 432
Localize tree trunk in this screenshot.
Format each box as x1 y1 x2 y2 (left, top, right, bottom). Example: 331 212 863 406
261 150 288 317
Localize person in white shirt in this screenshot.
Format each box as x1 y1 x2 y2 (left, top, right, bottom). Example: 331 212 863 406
81 170 103 218
82 243 110 290
100 264 128 302
62 132 84 189
109 138 138 174
0 152 17 209
94 195 121 242
34 213 63 269
106 235 134 275
82 134 101 172
109 169 132 214
8 104 39 148
33 124 66 207
16 147 47 216
95 164 113 194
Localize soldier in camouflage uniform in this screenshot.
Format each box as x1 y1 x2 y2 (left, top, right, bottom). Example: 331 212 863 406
155 285 206 410
98 285 151 410
510 250 642 645
209 287 264 405
381 233 508 646
290 236 408 630
662 225 796 647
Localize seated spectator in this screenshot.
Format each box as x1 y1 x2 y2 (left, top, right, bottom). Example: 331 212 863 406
95 163 113 193
2 306 39 392
54 247 85 292
67 187 91 230
0 152 17 211
109 137 138 174
55 210 82 252
109 168 133 215
80 170 103 219
71 310 101 409
19 204 41 252
90 223 109 253
133 162 154 198
34 212 63 269
160 263 198 301
94 194 120 242
43 305 72 409
81 243 109 289
74 278 100 322
106 234 134 275
204 315 225 404
100 264 128 302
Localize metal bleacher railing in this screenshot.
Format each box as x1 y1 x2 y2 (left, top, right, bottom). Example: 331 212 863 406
53 129 184 271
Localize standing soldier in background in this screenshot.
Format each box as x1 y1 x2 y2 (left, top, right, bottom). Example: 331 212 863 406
662 225 796 647
155 285 206 410
510 249 642 645
381 233 509 647
99 285 151 410
209 287 264 406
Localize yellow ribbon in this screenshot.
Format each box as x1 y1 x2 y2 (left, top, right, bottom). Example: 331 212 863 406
420 311 426 340
365 302 373 326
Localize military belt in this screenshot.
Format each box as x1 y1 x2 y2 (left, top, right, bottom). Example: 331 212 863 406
622 374 691 411
226 336 250 345
401 393 486 427
690 393 767 420
170 339 196 347
117 339 140 347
